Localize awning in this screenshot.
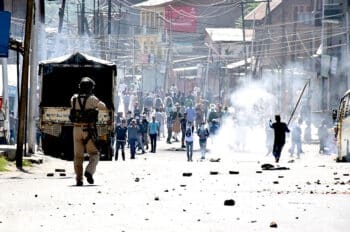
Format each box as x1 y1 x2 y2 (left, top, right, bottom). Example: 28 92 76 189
133 0 174 7
225 57 252 69
178 75 198 79
173 66 198 72
205 28 254 42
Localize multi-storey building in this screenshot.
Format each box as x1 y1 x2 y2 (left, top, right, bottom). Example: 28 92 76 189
244 0 325 120
134 0 242 93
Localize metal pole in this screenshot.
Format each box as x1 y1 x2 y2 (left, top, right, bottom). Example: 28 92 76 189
58 0 66 33
108 0 111 34
16 0 34 169
167 11 173 91
132 26 135 81
205 45 211 99
241 1 248 76
93 0 96 34
287 81 309 126
346 12 350 89
81 0 85 34
28 0 41 154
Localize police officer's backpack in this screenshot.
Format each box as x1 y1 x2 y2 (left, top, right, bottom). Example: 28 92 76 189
69 95 98 123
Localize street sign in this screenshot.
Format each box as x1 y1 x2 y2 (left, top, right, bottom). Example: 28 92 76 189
0 11 11 57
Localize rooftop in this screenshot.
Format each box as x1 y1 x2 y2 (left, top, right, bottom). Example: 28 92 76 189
244 0 283 21
133 0 175 7
205 28 255 42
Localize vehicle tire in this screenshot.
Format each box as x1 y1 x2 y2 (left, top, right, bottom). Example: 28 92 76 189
41 133 59 157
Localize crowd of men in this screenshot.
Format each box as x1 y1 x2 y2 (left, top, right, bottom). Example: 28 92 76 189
112 88 338 163
112 89 226 161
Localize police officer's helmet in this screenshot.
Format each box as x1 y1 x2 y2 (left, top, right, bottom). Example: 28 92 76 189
79 77 95 94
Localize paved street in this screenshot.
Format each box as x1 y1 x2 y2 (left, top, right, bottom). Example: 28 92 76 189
0 139 350 232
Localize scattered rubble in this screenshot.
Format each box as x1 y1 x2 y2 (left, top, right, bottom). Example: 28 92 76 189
270 221 278 228
229 171 239 175
224 199 235 206
182 172 192 177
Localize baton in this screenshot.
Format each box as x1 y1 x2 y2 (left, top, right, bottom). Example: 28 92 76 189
287 80 309 126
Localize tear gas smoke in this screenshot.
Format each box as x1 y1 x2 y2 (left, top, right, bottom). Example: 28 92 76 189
212 82 276 155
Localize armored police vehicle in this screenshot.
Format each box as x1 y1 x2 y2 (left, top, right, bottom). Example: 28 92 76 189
38 52 116 160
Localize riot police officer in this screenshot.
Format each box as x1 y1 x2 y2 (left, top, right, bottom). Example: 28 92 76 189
70 77 107 186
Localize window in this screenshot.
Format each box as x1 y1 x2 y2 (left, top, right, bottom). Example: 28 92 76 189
141 12 146 26
295 5 313 25
158 12 164 28
151 12 155 28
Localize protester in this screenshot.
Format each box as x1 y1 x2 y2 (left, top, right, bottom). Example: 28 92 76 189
186 101 196 126
185 122 194 162
141 115 149 151
209 119 220 136
197 122 209 159
128 119 139 159
172 103 182 142
165 101 174 144
269 115 290 163
115 119 127 161
136 117 146 154
180 113 187 148
155 108 165 139
318 120 329 154
265 120 274 156
148 116 160 153
195 104 204 131
289 118 303 158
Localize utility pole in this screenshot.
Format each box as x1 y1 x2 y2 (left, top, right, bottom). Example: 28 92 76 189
16 0 34 169
163 13 172 91
280 6 286 114
81 0 85 34
93 0 96 34
28 0 44 155
167 11 173 91
241 1 248 76
132 26 135 81
108 0 112 34
204 44 212 99
346 12 350 89
58 0 66 33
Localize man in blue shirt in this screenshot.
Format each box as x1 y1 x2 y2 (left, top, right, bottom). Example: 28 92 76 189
115 119 127 161
186 101 196 125
128 119 139 159
148 116 160 153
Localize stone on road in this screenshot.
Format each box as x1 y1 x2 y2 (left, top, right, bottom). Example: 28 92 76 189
0 142 349 232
